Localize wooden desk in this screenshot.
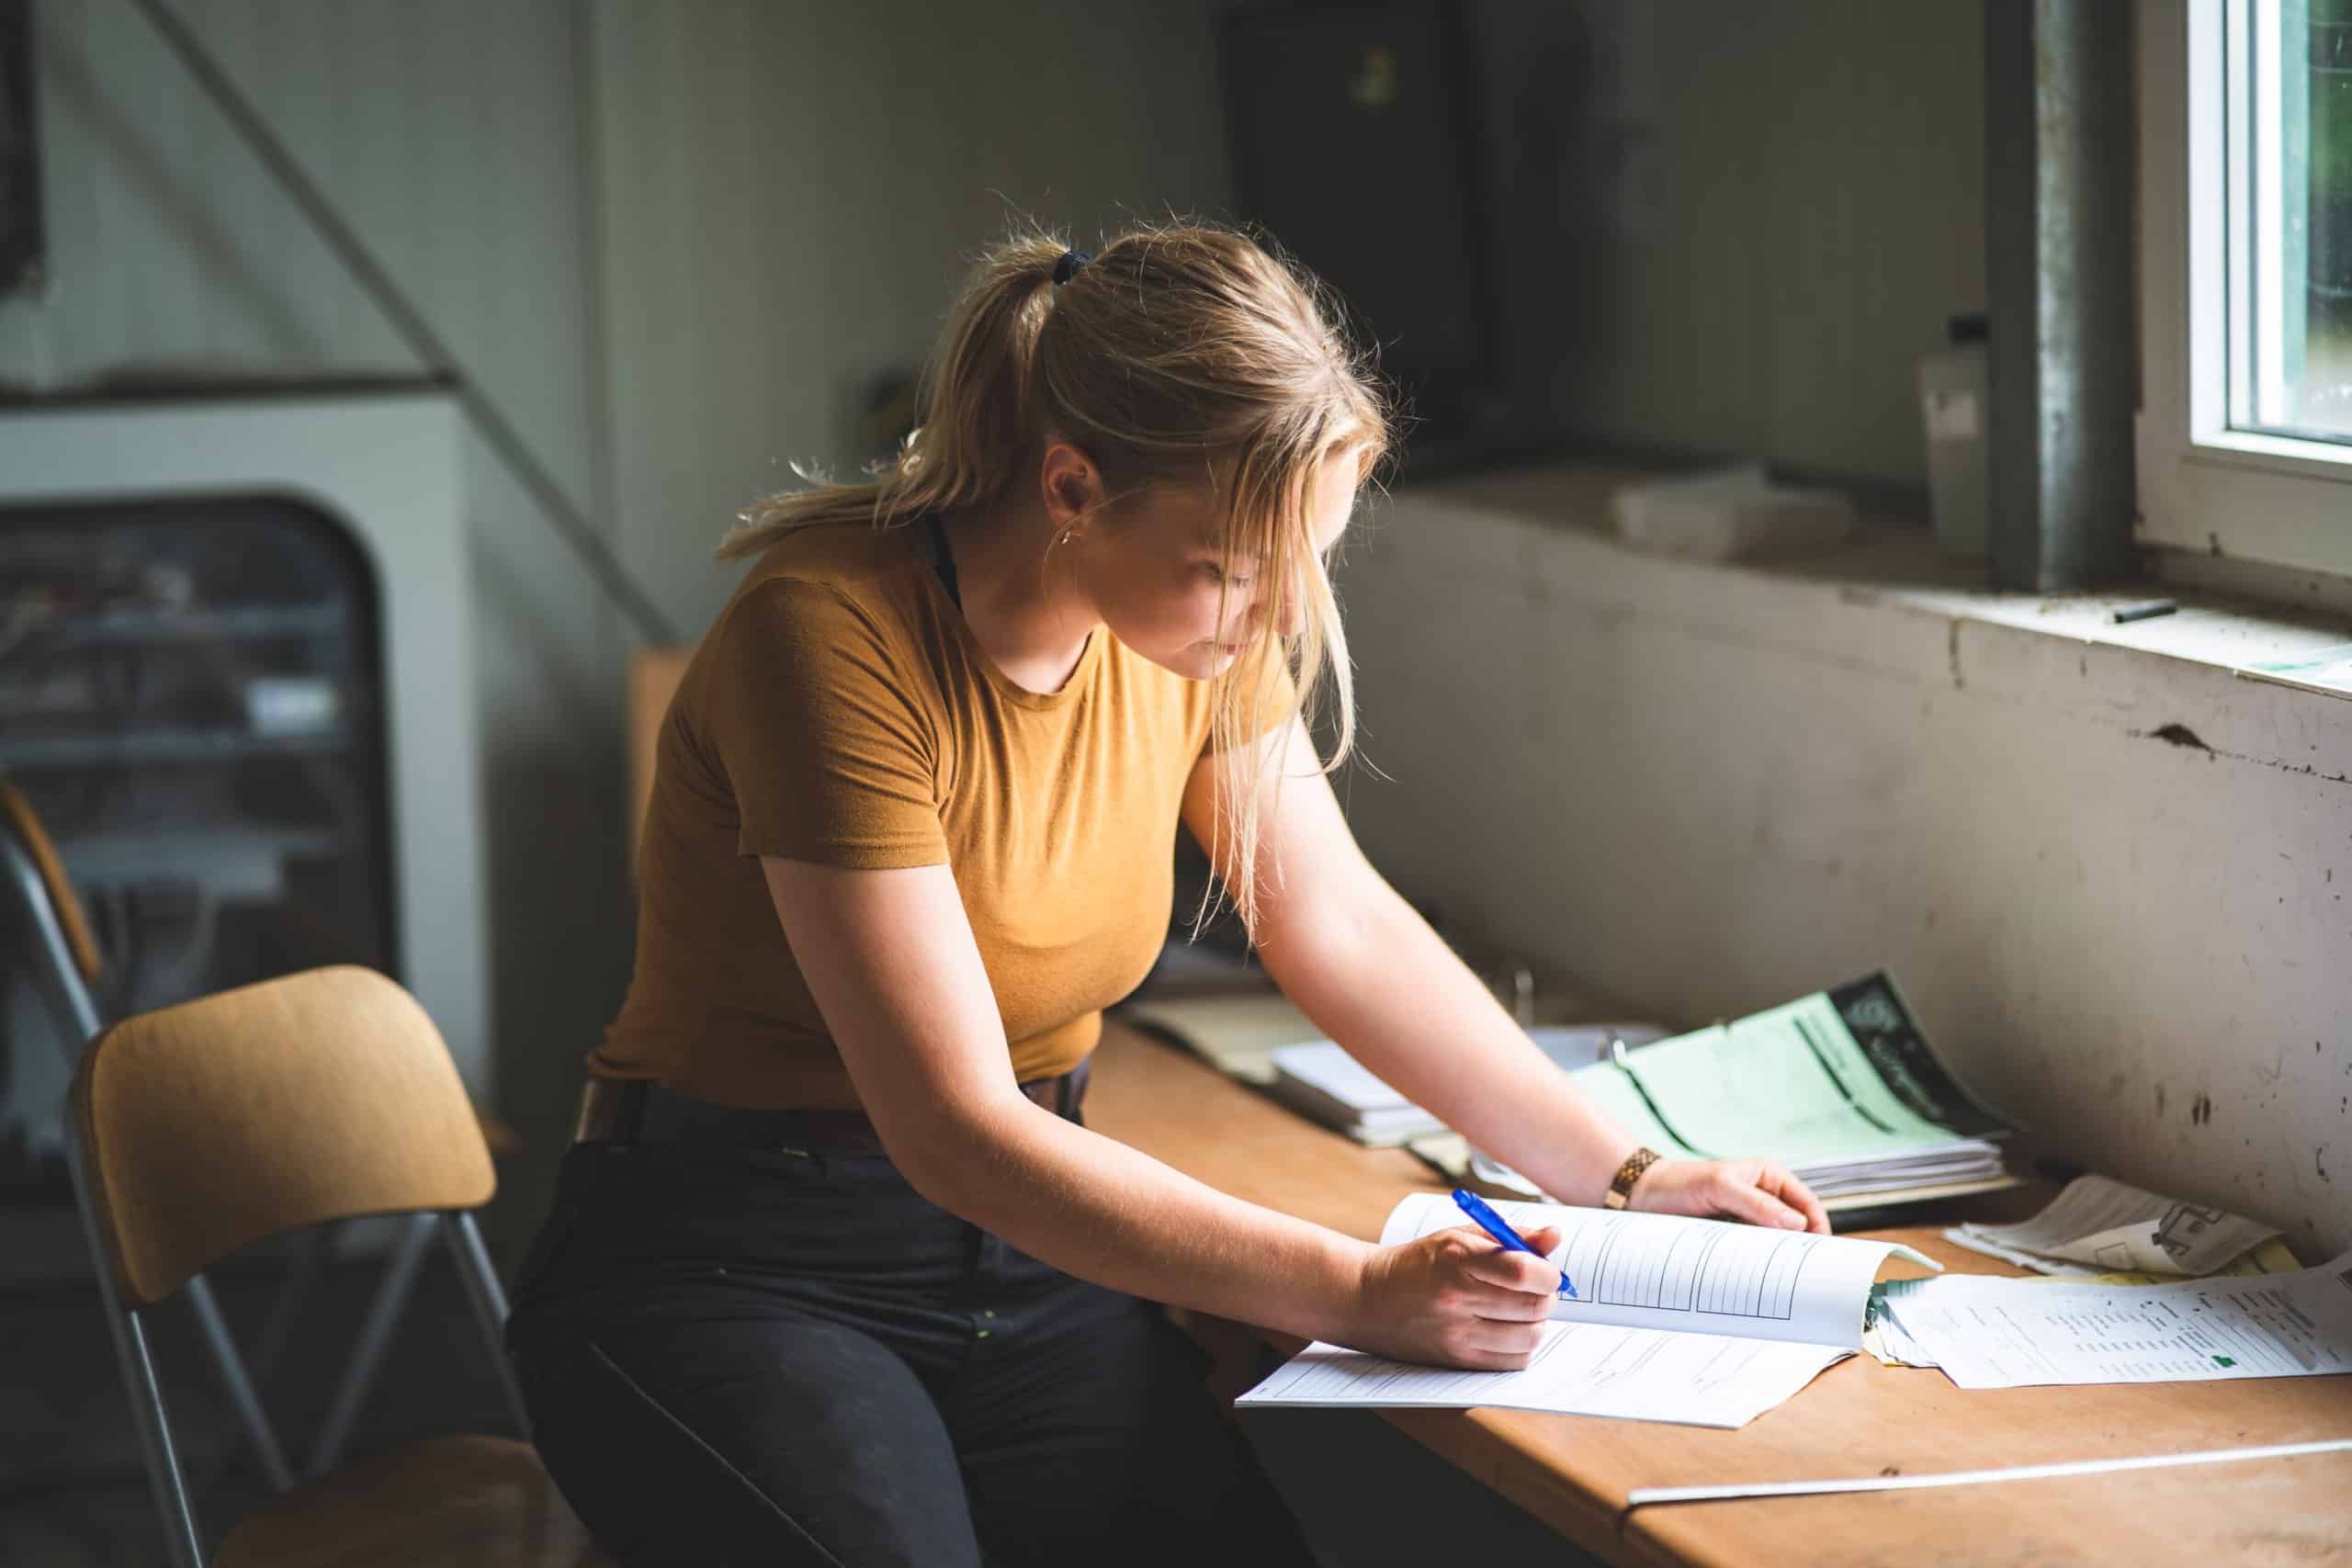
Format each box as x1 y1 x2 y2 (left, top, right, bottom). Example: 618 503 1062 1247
1085 1019 2352 1566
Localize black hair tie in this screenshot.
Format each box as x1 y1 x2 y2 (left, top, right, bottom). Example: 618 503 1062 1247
1052 249 1093 286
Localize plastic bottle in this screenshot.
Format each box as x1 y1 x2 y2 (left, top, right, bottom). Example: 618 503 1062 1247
1917 313 1990 558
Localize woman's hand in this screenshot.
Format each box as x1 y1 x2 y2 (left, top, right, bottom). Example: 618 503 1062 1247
1344 1224 1564 1370
1628 1158 1831 1235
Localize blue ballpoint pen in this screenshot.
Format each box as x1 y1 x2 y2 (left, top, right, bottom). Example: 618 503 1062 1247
1451 1188 1577 1301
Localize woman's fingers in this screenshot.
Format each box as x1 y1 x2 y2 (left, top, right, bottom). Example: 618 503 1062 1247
1463 1282 1555 1321
1638 1157 1838 1234
1452 1317 1548 1363
1754 1162 1834 1234
1452 1224 1566 1324
1455 1252 1560 1294
1359 1226 1561 1370
1448 1222 1561 1288
1712 1165 1809 1230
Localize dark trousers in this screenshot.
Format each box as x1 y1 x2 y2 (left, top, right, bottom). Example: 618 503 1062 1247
505 1135 1315 1567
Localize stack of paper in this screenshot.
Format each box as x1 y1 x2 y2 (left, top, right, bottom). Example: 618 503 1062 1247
1266 1043 1445 1145
1943 1174 2281 1278
1263 1026 1669 1147
1557 975 2017 1201
1134 975 2012 1204
1119 993 1326 1084
1238 1192 1938 1427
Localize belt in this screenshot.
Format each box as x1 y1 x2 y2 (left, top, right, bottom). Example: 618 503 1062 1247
572 1060 1090 1159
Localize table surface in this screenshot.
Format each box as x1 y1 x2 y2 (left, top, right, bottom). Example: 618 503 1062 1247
1085 1017 2352 1567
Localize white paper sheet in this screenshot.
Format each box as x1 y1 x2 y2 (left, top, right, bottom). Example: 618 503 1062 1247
1235 1321 1849 1429
1879 1252 2352 1389
1382 1191 1936 1350
1859 1297 1940 1369
1944 1175 2280 1278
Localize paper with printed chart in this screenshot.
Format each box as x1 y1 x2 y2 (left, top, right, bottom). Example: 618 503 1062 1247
1861 1236 2307 1369
1236 1192 1938 1427
1872 1254 2352 1389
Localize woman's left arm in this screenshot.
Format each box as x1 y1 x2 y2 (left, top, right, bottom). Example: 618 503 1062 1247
1182 720 1830 1234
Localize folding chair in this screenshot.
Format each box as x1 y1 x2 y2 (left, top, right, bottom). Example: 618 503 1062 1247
70 964 604 1566
0 770 107 1047
6 773 354 1488
4 773 314 1476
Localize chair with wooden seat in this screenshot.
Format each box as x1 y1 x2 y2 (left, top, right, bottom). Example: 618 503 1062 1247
69 964 605 1567
7 768 529 1492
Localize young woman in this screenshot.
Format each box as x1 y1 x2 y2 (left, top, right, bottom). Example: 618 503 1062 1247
505 224 1829 1567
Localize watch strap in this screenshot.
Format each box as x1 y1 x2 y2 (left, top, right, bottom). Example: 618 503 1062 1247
1603 1145 1664 1210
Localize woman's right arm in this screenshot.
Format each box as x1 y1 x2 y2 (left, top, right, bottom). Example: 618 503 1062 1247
762 854 1561 1370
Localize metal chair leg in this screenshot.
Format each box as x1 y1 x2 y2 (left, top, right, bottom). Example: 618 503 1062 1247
68 1136 206 1568
185 1273 294 1491
3 833 104 1047
442 1210 530 1433
305 1211 436 1478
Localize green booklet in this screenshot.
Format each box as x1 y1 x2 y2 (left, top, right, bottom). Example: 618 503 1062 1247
1564 974 2016 1196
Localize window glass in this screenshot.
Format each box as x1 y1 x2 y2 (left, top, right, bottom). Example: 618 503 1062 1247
2240 0 2352 440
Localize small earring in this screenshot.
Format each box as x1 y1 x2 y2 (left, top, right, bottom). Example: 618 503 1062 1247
1055 526 1075 547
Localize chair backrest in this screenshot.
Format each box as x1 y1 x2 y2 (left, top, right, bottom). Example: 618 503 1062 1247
73 964 495 1309
0 771 105 987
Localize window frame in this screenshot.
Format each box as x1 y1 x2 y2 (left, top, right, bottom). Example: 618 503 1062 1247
2138 0 2352 578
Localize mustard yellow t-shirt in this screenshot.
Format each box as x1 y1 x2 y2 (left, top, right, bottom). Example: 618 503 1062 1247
590 519 1221 1108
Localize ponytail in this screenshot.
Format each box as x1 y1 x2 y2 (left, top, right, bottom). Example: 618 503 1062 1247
718 233 1066 557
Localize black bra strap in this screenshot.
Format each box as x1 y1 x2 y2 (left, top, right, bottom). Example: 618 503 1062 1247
922 514 962 609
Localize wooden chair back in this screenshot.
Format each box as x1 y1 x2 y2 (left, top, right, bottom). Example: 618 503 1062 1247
72 964 495 1309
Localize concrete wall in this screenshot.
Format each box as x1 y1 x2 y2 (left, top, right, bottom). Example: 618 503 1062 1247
1333 0 2347 1253
1338 468 2352 1257
1533 1 1985 487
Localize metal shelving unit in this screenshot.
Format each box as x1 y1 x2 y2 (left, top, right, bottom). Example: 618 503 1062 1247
0 494 397 1138
0 728 354 768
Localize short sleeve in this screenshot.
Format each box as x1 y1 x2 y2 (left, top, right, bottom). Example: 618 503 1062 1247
701 577 948 867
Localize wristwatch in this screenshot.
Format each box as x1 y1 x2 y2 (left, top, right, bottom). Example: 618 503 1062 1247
1603 1145 1663 1210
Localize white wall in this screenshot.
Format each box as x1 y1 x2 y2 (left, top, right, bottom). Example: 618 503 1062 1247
588 0 1233 636
1532 1 1985 487
1339 469 2352 1256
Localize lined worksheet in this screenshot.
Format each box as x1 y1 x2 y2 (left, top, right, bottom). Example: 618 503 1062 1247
1237 1193 1934 1427
1235 1320 1849 1429
1382 1191 1931 1350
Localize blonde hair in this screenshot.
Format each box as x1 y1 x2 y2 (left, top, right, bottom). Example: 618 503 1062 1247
719 220 1392 940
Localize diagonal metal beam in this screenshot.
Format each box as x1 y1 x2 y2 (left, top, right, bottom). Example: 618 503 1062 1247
120 0 681 648
304 1211 437 1479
